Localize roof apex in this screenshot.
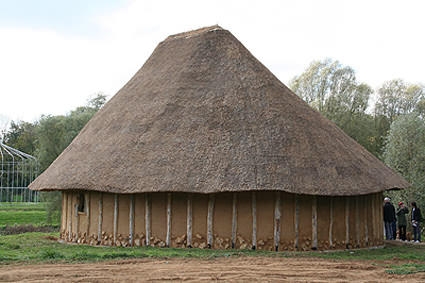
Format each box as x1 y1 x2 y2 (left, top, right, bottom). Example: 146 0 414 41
165 25 224 41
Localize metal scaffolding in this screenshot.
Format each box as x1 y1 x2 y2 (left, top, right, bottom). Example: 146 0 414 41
0 142 39 202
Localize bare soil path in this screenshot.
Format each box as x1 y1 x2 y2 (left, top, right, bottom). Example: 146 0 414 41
1 257 424 282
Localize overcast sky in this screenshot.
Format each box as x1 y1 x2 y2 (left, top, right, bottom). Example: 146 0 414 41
1 0 424 126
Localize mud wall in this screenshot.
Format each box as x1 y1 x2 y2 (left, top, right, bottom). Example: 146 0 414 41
191 194 208 248
235 192 252 249
133 194 145 245
213 193 233 249
61 191 384 250
88 192 99 237
170 193 187 247
280 193 295 249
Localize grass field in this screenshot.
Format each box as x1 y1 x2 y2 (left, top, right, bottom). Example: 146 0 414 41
0 202 424 275
0 203 47 228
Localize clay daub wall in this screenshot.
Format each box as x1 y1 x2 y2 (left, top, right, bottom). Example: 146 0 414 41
61 191 384 250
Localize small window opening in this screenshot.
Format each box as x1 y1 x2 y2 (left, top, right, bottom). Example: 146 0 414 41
77 193 85 213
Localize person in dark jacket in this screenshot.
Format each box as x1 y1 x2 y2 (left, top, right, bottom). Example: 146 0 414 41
383 197 396 240
396 202 409 241
411 201 422 243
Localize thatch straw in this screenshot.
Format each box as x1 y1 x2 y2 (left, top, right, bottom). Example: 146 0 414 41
29 26 409 196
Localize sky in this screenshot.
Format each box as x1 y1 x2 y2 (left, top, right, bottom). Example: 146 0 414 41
1 0 424 127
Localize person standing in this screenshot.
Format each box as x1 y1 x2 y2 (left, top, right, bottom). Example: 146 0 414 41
396 202 409 241
383 197 396 240
411 201 422 243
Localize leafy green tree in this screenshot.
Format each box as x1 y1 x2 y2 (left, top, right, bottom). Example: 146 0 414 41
2 121 37 155
373 80 425 159
371 114 392 159
375 79 424 124
87 92 107 111
384 113 425 207
290 58 340 112
324 82 373 137
35 93 107 171
289 58 380 156
417 98 425 119
404 84 424 114
35 115 68 172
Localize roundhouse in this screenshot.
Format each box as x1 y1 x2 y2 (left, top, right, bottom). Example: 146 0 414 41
29 26 409 251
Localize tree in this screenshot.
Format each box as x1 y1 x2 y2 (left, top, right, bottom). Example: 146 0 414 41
290 58 340 112
35 115 68 172
2 120 37 155
373 81 425 158
384 113 425 207
87 92 107 111
375 79 425 124
35 93 108 172
289 58 378 155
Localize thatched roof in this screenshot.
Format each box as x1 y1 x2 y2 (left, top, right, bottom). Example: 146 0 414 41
29 26 409 196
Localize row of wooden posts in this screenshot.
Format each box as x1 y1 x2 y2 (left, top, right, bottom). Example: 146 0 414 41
67 191 379 250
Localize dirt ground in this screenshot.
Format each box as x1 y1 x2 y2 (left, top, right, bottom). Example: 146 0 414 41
1 257 424 282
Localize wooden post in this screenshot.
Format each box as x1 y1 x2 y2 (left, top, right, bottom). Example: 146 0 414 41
97 193 103 243
66 192 72 241
231 193 238 249
187 194 193 248
252 192 257 250
294 195 299 250
113 194 119 245
328 198 334 248
145 193 151 246
61 192 66 232
312 195 318 250
378 193 384 242
371 193 376 244
364 196 369 246
345 197 350 249
62 193 66 239
67 192 72 242
207 194 215 248
129 194 135 247
75 193 80 242
355 196 360 248
376 194 385 244
86 192 90 241
166 193 172 247
375 194 385 244
274 192 281 251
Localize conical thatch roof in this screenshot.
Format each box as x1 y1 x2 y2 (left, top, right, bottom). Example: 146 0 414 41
30 26 409 196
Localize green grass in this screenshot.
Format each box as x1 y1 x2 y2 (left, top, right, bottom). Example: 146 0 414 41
0 232 425 276
0 203 46 212
307 244 425 262
386 263 425 275
0 202 59 229
0 232 273 264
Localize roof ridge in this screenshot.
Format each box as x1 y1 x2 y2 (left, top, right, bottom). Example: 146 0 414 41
166 25 223 41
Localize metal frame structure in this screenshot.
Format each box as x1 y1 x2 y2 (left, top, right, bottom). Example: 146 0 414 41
0 141 39 202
